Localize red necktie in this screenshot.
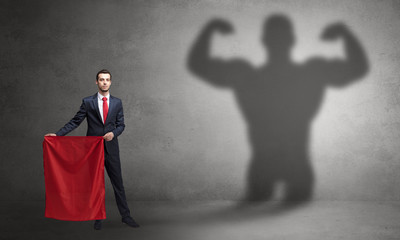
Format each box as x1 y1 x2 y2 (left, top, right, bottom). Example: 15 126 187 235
102 97 108 124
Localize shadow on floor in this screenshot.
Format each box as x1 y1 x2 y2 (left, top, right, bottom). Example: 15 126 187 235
2 200 399 240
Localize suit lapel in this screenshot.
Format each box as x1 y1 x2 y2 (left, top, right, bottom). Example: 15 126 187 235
92 93 103 124
106 96 116 124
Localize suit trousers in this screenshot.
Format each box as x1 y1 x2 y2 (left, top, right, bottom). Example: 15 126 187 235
104 148 131 219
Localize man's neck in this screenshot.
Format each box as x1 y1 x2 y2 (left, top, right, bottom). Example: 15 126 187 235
98 91 110 97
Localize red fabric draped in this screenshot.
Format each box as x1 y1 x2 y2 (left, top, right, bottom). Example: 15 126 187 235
43 136 106 221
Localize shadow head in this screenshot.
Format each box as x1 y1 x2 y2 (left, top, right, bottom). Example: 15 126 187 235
262 15 295 55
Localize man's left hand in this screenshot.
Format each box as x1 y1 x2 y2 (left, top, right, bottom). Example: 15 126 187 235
103 132 114 141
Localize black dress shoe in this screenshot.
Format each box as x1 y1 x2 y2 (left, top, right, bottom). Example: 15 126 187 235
94 220 102 230
122 216 140 228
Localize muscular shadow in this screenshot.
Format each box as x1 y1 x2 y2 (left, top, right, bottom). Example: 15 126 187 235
187 14 368 202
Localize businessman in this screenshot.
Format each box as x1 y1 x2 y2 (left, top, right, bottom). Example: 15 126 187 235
45 69 139 230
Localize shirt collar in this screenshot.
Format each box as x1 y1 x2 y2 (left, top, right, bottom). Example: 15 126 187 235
98 92 110 100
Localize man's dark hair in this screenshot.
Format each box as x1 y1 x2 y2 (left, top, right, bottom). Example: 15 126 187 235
96 69 112 81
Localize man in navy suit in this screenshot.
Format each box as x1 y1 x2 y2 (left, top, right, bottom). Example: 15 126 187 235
45 69 139 230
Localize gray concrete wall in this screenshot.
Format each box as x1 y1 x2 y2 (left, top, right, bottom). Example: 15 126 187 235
1 0 399 201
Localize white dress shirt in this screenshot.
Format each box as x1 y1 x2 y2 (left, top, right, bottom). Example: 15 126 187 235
97 92 110 123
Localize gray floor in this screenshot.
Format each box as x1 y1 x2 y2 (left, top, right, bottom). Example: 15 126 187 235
1 200 400 240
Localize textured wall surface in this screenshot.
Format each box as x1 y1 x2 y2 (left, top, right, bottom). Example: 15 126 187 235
1 0 399 201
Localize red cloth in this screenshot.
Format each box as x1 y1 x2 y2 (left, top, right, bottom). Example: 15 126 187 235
43 136 106 221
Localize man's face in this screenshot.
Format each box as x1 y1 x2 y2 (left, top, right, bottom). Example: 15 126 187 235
96 73 111 93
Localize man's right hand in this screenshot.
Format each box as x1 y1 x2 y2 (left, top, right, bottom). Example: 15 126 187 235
45 133 56 136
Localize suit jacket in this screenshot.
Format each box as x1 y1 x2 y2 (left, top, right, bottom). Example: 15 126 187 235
56 93 125 156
